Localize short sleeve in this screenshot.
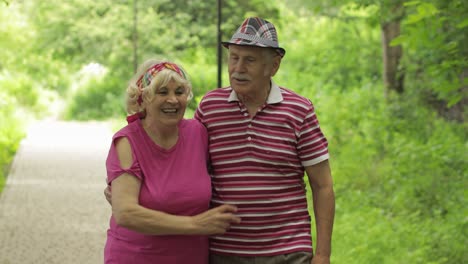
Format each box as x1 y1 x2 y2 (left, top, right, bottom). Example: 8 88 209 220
197 120 209 161
105 135 143 185
194 103 204 124
297 101 329 167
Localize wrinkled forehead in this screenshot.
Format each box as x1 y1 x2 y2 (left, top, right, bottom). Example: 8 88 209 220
228 44 266 56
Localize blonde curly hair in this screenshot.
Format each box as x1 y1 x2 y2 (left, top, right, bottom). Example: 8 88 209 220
126 59 193 115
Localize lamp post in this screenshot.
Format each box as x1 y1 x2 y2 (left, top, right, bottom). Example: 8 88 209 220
133 0 138 73
217 0 222 88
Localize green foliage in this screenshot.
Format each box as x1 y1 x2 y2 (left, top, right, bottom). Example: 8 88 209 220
181 48 221 110
18 0 282 120
29 0 131 65
276 3 382 95
63 70 126 120
305 84 466 263
155 0 280 49
395 0 468 106
0 91 25 193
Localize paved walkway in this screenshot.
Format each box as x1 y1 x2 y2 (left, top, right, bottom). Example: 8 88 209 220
0 120 114 264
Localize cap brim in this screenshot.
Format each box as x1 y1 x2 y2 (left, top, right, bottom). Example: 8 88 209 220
220 42 285 58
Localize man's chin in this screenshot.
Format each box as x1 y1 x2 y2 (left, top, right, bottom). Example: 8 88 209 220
231 85 246 94
231 82 250 91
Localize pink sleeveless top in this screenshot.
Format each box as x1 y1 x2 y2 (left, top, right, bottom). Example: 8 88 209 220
104 119 211 264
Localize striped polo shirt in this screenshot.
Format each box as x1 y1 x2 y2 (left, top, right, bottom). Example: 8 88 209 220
194 81 329 257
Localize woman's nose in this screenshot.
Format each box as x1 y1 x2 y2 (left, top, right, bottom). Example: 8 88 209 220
166 93 177 103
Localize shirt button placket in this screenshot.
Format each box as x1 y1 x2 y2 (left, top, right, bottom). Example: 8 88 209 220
247 121 252 142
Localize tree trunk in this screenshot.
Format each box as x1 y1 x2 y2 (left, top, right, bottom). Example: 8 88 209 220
427 69 467 123
381 19 404 97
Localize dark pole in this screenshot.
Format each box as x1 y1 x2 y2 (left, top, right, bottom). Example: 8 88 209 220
133 0 138 73
217 0 222 88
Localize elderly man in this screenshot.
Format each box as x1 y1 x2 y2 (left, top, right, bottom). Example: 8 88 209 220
195 17 335 264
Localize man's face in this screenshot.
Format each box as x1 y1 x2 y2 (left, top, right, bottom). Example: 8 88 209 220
227 45 275 96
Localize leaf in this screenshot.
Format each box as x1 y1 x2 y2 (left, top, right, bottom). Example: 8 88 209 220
456 18 468 29
406 14 424 24
417 3 439 17
390 35 406 46
405 3 439 24
463 78 468 86
404 1 421 7
447 94 463 108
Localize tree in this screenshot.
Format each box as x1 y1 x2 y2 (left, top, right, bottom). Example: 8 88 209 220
381 0 405 95
286 0 405 96
393 0 468 121
286 0 467 121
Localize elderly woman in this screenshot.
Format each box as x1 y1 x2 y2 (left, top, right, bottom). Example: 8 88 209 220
104 59 240 264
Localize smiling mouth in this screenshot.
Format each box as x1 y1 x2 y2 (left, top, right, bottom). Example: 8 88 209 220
162 109 178 114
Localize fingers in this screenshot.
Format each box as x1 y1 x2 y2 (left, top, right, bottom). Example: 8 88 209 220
216 204 238 213
104 186 112 205
211 204 242 224
191 204 242 235
229 214 241 224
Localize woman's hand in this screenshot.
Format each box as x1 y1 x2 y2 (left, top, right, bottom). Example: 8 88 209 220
191 204 241 235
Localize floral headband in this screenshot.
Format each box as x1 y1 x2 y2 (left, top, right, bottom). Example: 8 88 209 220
136 62 187 88
136 62 188 105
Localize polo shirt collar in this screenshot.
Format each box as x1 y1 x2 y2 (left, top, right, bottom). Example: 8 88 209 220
228 80 283 104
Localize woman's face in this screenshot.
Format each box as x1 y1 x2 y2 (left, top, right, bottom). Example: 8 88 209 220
145 79 188 127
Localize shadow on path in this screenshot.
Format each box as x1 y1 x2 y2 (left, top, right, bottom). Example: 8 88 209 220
0 120 114 264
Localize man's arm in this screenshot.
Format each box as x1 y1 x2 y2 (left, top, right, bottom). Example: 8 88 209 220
305 159 335 264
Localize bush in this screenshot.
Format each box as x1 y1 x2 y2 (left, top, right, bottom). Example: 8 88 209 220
63 69 126 120
0 91 25 193
303 85 467 264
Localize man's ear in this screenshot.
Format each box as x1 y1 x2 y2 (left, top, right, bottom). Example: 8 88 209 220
270 55 282 77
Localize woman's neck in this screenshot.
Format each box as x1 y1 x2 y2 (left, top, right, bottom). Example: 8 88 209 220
141 119 179 149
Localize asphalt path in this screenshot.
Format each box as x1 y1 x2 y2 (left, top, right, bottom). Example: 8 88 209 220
0 120 114 264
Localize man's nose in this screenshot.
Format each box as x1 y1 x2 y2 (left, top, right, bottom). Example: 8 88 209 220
233 59 247 72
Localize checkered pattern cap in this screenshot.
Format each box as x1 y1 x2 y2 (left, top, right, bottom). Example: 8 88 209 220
222 17 286 57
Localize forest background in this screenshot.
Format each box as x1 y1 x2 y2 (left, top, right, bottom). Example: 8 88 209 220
0 0 466 263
